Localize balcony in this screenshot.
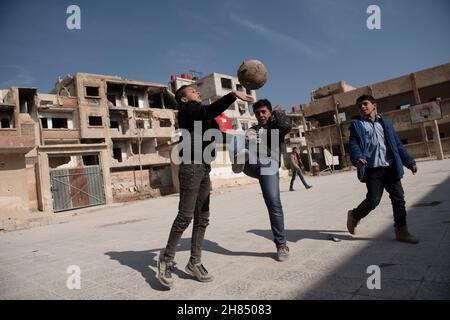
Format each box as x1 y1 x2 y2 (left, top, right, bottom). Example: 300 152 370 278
111 153 170 168
305 124 341 147
0 134 35 154
41 129 81 140
109 128 131 138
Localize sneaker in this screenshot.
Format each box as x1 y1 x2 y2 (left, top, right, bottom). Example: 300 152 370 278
306 185 312 189
276 245 290 262
289 187 295 191
185 260 214 282
231 149 249 174
157 259 174 288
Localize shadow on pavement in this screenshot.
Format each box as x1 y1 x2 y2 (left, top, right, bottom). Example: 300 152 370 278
295 175 450 299
247 229 373 242
105 238 274 291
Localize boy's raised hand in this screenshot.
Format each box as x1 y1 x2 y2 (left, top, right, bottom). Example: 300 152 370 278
232 90 255 103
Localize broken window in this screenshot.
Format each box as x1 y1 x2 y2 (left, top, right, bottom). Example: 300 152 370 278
246 88 252 95
0 118 10 128
110 120 120 129
136 120 145 129
221 78 232 90
160 119 172 127
127 95 140 107
236 84 244 92
19 88 36 114
82 154 99 166
40 118 48 129
148 93 163 108
85 86 100 98
88 116 103 126
131 143 139 155
52 118 68 129
113 148 122 162
81 138 105 144
107 94 117 106
49 156 72 169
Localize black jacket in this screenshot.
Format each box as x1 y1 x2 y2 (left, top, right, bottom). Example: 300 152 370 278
249 110 292 165
178 93 236 164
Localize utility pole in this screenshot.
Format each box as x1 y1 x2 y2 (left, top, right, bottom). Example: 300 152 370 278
300 106 313 172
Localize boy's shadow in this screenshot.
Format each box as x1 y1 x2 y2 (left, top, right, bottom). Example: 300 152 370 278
105 238 274 291
247 229 373 242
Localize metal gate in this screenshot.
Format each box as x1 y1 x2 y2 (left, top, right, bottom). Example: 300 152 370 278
50 165 105 212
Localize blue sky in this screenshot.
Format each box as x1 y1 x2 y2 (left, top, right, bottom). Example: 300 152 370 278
0 0 449 109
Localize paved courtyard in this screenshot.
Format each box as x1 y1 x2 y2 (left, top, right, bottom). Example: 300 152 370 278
1 159 449 300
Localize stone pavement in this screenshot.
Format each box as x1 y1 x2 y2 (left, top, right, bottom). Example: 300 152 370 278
0 159 449 300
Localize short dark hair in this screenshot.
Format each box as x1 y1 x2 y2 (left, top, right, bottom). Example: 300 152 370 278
175 85 192 105
253 99 272 112
292 147 298 151
356 94 376 106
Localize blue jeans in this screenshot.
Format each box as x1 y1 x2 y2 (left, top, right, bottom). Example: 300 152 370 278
229 134 287 246
290 170 310 189
352 165 407 228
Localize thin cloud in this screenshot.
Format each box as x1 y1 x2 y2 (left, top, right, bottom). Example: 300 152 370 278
0 65 35 88
230 14 321 59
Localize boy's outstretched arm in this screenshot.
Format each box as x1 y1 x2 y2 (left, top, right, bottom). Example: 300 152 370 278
202 91 254 120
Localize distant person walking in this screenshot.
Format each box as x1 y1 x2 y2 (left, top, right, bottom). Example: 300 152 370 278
347 94 419 244
289 147 312 191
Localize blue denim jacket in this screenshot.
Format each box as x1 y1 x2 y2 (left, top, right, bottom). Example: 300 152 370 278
349 115 416 182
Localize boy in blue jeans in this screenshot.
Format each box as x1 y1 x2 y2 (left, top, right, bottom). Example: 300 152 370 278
230 99 292 261
347 94 419 244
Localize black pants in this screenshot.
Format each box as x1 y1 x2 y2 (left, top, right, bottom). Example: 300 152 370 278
163 163 211 264
352 165 407 228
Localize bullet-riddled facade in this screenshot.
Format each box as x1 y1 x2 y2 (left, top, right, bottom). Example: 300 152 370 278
0 73 179 230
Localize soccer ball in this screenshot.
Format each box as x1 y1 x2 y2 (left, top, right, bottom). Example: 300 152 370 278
237 59 268 90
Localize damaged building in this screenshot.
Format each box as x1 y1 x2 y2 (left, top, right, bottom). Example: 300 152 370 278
301 63 450 171
0 73 178 230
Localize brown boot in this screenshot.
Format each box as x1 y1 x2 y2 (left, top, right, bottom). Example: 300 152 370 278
395 226 419 244
347 210 360 235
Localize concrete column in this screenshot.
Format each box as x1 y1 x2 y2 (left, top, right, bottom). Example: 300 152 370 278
37 151 53 212
100 149 113 204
